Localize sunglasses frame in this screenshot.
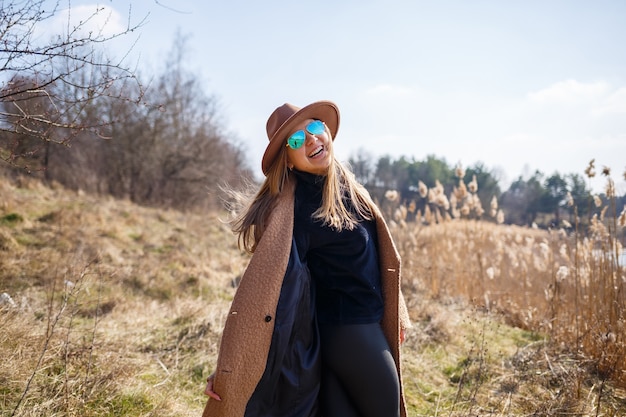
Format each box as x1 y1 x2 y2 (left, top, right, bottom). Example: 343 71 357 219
286 120 326 150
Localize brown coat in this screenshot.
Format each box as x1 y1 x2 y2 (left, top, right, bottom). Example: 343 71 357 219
202 180 411 417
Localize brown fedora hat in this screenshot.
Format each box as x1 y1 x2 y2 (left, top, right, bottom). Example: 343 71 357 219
261 100 340 175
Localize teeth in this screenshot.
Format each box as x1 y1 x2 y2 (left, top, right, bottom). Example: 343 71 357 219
308 146 323 157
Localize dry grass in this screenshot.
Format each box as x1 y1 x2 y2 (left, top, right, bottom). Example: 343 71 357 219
1 175 625 416
386 160 626 415
1 177 241 416
395 220 626 415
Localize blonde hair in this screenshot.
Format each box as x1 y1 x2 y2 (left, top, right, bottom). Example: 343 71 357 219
312 150 376 230
227 130 376 253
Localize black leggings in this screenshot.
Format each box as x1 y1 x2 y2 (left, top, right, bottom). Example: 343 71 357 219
319 323 400 417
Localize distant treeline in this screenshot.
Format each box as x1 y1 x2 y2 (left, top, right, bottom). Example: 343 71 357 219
1 31 623 224
349 151 626 229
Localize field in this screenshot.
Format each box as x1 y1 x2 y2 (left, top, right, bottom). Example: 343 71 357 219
1 176 625 416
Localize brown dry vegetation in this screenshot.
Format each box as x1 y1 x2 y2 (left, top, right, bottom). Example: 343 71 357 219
1 176 626 416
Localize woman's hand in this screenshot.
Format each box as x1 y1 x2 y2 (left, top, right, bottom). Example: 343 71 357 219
400 328 406 345
204 373 222 401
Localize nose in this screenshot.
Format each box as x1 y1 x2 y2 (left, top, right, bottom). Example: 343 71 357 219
304 132 317 145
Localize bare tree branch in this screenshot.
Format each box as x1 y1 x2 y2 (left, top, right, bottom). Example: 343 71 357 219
0 0 146 167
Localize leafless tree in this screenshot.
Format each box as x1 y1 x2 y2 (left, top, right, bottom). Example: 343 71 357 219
1 3 251 210
349 148 375 186
0 0 145 169
32 32 252 210
95 32 252 210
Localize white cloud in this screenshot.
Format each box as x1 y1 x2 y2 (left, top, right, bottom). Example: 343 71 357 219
527 79 609 104
35 4 127 41
523 80 626 133
593 87 626 116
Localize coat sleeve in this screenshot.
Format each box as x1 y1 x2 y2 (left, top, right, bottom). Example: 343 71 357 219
398 288 413 330
202 183 296 417
373 209 411 417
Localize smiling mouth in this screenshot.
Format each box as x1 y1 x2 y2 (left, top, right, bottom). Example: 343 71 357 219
308 145 324 158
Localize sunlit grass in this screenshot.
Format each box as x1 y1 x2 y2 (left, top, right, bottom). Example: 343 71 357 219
1 169 625 416
385 161 626 415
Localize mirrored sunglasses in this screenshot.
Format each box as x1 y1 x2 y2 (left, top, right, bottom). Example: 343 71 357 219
286 120 325 150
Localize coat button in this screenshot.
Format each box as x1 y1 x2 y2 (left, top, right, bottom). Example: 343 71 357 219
264 315 272 322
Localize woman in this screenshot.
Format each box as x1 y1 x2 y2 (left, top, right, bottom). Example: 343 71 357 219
202 101 411 417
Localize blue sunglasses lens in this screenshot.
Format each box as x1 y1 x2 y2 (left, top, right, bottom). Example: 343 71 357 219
306 120 325 135
287 130 305 149
286 120 325 150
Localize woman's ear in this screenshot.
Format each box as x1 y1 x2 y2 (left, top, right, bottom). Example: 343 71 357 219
286 156 294 170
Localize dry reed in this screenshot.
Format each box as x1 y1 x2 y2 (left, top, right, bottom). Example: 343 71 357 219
385 160 626 414
2 167 626 416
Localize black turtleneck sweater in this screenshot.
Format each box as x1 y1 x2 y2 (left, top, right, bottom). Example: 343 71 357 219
292 170 384 325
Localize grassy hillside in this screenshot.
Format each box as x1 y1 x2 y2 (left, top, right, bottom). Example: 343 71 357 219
1 177 625 416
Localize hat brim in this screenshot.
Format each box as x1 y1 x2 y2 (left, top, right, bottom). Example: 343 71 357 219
261 101 340 175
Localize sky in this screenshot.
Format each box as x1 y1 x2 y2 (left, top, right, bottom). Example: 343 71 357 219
44 0 626 194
